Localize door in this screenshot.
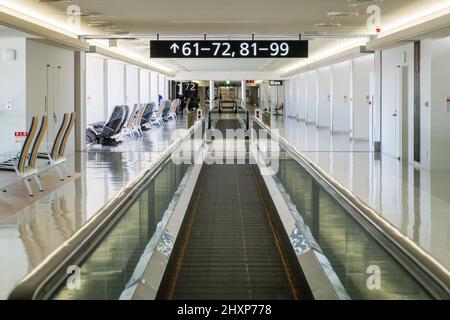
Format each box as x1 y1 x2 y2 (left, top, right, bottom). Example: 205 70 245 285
45 65 55 151
369 71 376 150
45 64 62 152
393 66 409 160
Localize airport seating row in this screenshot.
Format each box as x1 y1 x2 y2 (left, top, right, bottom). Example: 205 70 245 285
86 99 181 146
0 113 76 196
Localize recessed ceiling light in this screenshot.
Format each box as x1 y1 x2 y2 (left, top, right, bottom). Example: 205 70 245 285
327 12 360 17
346 0 379 3
314 23 343 28
38 0 72 2
53 6 103 18
80 12 102 17
109 31 130 35
88 21 114 27
346 0 382 6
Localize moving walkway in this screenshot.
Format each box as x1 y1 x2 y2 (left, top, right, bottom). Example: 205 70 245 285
157 163 307 300
8 116 450 300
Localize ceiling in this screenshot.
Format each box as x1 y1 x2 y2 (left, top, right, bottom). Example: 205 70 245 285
1 0 449 74
0 25 34 37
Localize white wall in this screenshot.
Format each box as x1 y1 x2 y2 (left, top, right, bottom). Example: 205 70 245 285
298 73 307 120
331 61 351 132
158 74 165 100
107 60 125 114
150 72 159 105
291 77 298 117
283 81 290 114
317 66 331 127
421 37 450 171
421 40 432 170
165 76 169 99
292 75 301 120
139 69 150 103
277 84 285 108
0 38 26 156
26 39 75 155
86 57 153 122
351 55 374 140
86 55 104 124
125 65 139 107
306 70 317 124
381 43 414 160
271 86 278 106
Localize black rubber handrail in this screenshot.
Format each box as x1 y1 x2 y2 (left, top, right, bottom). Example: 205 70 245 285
8 120 204 300
254 117 450 300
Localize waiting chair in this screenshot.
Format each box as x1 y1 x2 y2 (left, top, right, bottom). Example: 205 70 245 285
120 104 141 140
134 103 147 138
162 100 172 122
39 113 76 181
117 105 130 136
167 99 180 120
86 106 125 146
0 116 48 196
150 101 165 126
141 103 155 131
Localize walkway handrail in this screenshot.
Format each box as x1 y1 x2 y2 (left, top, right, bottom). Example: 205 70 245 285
8 119 205 300
253 117 450 300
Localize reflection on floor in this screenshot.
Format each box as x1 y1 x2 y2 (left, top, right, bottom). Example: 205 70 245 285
271 116 450 272
0 118 188 299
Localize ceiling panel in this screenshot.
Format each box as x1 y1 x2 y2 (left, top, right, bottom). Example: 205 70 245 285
1 0 449 73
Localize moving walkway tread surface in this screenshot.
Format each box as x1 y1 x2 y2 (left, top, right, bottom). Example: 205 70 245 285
219 102 237 114
214 119 242 135
157 164 307 300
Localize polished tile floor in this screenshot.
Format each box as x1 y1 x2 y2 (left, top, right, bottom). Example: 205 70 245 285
1 114 449 299
271 116 450 272
0 118 188 299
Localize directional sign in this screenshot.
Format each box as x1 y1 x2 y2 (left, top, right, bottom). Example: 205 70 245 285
150 40 308 58
269 80 283 86
183 82 198 95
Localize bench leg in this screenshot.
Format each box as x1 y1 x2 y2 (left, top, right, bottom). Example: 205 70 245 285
23 178 34 197
34 174 44 192
55 166 64 181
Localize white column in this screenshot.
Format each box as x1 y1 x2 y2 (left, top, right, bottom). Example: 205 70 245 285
179 81 183 95
74 51 86 152
241 80 247 108
209 80 215 110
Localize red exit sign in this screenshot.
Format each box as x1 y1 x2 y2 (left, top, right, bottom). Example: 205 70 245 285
14 132 28 137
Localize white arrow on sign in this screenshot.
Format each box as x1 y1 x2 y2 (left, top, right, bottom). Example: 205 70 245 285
170 43 180 53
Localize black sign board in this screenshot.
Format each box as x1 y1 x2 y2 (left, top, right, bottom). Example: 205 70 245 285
269 80 283 86
150 40 308 58
183 82 199 96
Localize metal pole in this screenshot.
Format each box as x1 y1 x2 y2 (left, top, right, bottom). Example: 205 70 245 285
241 80 247 109
208 111 212 130
209 80 214 111
246 111 250 131
179 81 183 95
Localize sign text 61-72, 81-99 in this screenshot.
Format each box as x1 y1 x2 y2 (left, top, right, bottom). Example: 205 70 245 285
150 40 308 59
